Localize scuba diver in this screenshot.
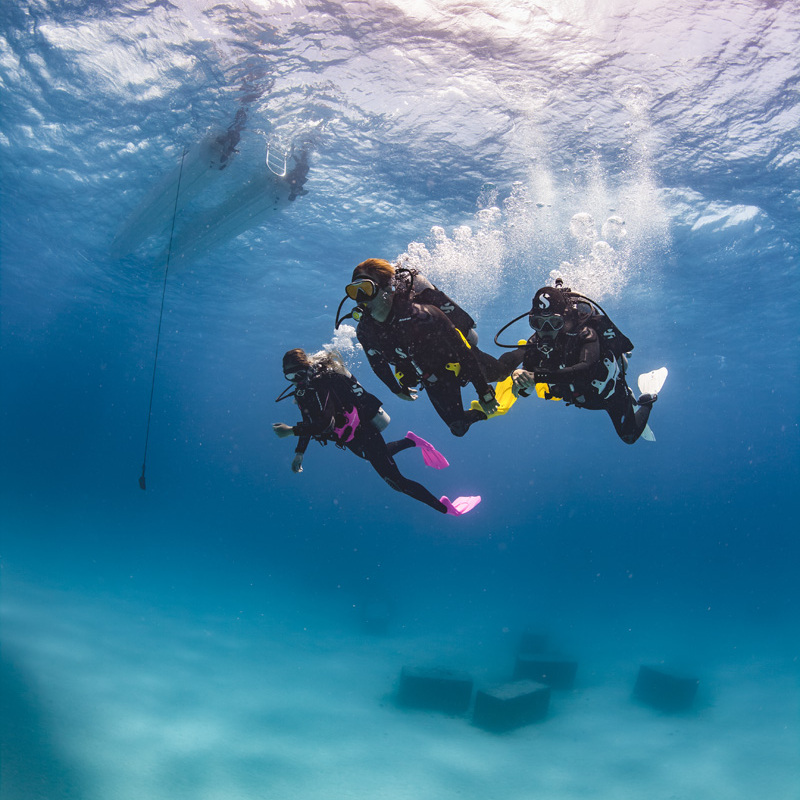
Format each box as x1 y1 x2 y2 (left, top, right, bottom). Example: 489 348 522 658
272 348 481 516
335 258 513 437
496 280 667 444
210 107 248 170
284 146 310 201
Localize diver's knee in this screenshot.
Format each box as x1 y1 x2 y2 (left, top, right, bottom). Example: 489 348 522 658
448 420 470 437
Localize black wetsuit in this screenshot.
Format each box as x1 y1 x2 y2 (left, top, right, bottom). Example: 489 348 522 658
509 322 652 444
356 295 508 437
291 368 447 513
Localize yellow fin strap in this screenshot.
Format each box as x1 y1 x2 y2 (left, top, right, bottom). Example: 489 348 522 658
535 382 561 401
445 362 461 377
456 328 472 349
469 376 519 419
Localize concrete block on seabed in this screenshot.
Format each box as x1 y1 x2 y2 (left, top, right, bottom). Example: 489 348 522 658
473 680 551 732
633 665 699 712
513 655 578 689
396 666 473 714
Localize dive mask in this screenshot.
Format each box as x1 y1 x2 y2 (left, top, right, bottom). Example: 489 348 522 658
284 369 308 383
345 277 379 302
529 313 565 334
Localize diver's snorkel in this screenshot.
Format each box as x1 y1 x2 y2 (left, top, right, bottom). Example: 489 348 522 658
334 295 350 329
275 365 310 403
274 384 296 403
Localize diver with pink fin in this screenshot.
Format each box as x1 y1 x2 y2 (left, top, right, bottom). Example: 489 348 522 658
273 348 480 516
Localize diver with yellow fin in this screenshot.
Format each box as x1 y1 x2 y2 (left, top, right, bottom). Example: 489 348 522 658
494 279 667 444
336 259 513 437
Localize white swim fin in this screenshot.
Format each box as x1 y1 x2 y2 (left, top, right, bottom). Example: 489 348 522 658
640 423 656 442
638 367 668 396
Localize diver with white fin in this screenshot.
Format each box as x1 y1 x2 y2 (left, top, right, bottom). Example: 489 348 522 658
636 367 669 441
495 280 667 444
273 348 480 516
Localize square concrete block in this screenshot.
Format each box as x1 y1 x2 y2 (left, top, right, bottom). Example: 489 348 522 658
633 665 699 712
396 666 473 714
473 680 550 732
513 655 578 689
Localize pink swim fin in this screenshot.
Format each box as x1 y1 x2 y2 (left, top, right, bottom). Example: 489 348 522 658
406 430 449 469
440 495 481 516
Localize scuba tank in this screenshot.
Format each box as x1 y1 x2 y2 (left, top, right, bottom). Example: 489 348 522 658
394 267 477 340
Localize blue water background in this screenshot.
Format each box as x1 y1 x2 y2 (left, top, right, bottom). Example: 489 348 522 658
1 1 799 797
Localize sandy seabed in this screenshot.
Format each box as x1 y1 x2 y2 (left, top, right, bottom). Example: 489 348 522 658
2 578 797 800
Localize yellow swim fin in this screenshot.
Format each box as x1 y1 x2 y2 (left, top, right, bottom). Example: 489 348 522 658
535 382 561 401
469 376 519 419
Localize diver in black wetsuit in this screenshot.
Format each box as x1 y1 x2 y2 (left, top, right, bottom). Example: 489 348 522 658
342 259 510 437
272 349 480 516
502 283 657 444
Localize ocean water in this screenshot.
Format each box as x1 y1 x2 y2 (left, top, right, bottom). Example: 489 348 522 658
1 0 798 798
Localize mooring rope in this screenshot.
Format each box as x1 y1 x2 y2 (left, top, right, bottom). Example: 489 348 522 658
139 148 187 491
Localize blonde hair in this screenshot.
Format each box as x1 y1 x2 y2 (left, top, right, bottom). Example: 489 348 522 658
310 348 351 378
352 258 395 287
282 347 351 378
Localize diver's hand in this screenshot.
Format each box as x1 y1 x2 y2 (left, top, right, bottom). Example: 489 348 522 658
396 388 418 401
273 423 294 438
291 453 304 473
512 369 537 391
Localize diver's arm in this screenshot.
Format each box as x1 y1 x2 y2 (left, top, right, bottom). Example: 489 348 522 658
367 350 406 395
272 422 310 472
497 347 526 377
291 412 335 439
358 328 407 396
293 434 311 453
538 334 600 381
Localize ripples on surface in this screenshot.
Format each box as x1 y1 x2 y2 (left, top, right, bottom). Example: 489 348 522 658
1 0 797 341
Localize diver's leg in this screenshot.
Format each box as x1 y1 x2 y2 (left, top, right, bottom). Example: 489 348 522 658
360 432 446 513
425 380 485 437
606 385 652 444
472 347 514 382
386 437 415 458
